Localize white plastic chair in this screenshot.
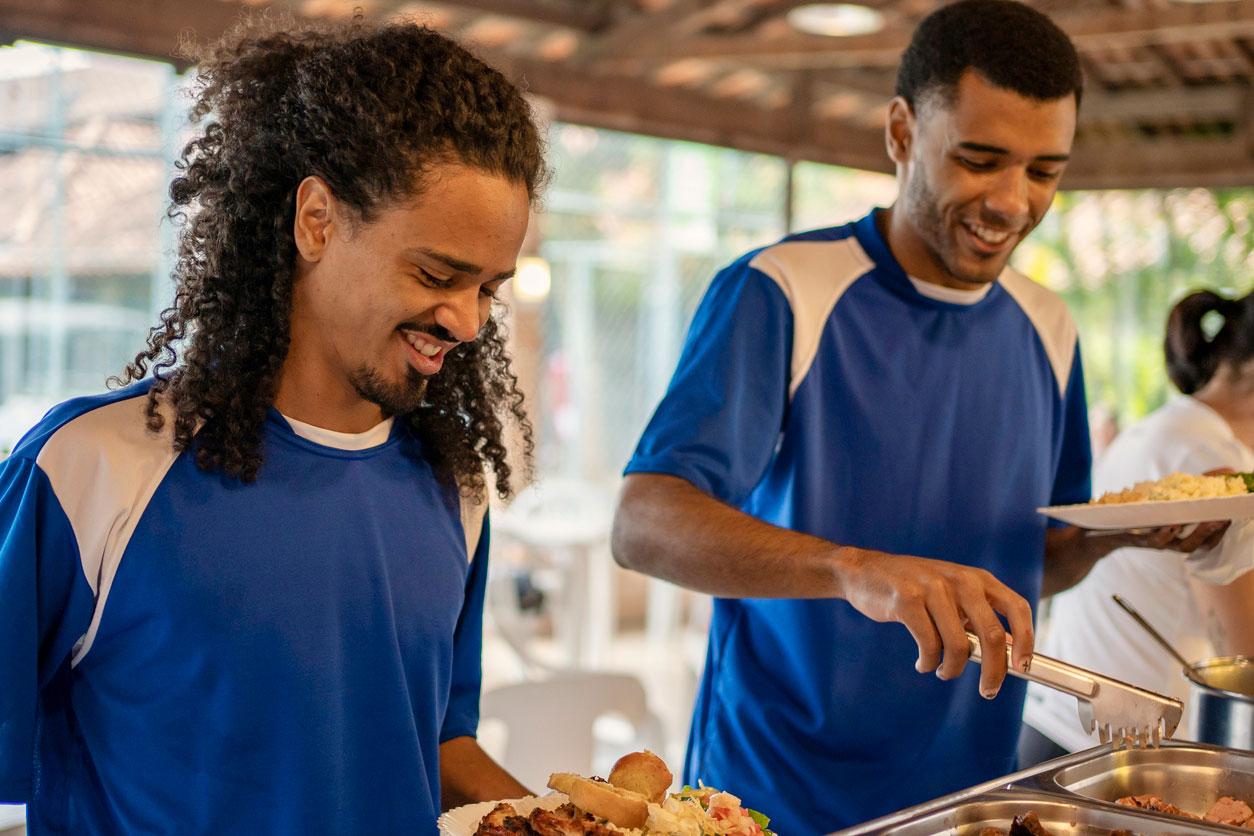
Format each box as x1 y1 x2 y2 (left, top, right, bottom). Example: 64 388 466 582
479 671 666 793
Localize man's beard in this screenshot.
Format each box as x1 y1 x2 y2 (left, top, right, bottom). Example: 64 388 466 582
905 168 1001 286
350 365 429 418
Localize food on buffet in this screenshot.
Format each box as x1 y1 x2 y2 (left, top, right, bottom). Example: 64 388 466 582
1115 794 1198 819
608 750 673 803
1092 472 1252 504
977 812 1137 836
476 801 618 836
473 751 773 836
1116 793 1254 827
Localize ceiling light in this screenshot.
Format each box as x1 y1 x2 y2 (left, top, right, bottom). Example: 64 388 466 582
787 3 886 37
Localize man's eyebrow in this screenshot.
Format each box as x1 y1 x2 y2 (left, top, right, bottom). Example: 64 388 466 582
957 141 1070 163
406 247 515 281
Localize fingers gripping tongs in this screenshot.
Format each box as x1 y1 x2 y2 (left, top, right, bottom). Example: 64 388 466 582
966 632 1182 749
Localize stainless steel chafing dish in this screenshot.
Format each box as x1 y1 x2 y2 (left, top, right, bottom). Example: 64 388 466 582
1018 742 1254 826
830 788 1230 835
831 742 1254 836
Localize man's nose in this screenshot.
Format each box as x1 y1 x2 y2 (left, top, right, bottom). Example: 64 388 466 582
984 168 1030 224
435 288 483 344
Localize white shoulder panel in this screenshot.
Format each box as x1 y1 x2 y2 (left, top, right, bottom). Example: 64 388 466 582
35 395 181 666
749 238 874 398
998 269 1078 399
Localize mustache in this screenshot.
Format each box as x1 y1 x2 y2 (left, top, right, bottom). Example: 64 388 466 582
400 322 458 344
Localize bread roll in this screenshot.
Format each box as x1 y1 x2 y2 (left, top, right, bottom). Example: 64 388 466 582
608 750 673 804
547 772 649 829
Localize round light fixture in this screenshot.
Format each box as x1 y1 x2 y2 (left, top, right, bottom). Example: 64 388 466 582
514 256 552 303
786 3 886 37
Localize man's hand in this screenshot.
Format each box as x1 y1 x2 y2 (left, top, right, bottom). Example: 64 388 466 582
834 550 1033 698
1109 521 1229 553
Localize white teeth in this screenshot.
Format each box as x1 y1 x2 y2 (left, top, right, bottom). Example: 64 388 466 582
968 223 1011 245
403 331 441 358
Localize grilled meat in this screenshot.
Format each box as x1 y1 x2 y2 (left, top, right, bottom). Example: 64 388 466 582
1009 812 1055 836
1205 796 1254 826
1116 794 1199 819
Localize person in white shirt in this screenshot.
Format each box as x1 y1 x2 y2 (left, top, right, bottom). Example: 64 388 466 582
1021 288 1254 762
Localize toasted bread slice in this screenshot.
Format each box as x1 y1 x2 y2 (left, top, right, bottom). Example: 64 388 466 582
548 772 649 829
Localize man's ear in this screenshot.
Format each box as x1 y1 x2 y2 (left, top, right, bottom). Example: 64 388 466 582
885 96 916 165
293 176 335 263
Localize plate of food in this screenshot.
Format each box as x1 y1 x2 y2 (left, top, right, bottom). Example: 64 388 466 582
440 750 774 836
1039 471 1254 530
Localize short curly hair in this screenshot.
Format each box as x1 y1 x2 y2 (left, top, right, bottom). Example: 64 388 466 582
119 15 548 499
896 0 1083 110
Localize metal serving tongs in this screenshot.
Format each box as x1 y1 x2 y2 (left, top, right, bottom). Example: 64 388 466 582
966 632 1183 750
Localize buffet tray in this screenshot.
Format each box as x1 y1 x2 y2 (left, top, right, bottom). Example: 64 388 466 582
1015 742 1254 830
830 787 1232 835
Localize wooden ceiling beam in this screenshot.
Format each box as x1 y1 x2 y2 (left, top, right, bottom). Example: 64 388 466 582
1082 83 1243 124
581 0 766 64
494 54 892 173
0 0 239 64
1065 135 1254 189
397 0 607 32
604 0 1254 68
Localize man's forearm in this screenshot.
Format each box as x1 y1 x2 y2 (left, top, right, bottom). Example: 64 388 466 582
612 472 1038 692
1042 522 1229 597
439 737 530 810
1041 526 1108 596
611 473 849 599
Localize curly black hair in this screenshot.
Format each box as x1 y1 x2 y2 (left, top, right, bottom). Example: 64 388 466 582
896 0 1083 110
118 15 547 500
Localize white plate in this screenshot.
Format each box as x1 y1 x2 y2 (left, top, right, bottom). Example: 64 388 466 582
1039 492 1254 530
439 793 570 836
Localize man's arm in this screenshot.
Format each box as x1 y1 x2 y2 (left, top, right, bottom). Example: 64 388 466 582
1042 522 1228 596
612 473 1036 696
439 737 530 811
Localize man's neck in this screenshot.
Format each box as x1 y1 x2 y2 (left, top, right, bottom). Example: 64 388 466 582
878 205 991 292
273 361 387 434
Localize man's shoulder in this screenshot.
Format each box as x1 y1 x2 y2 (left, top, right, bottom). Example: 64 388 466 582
9 379 170 472
997 267 1076 335
997 267 1079 394
742 221 875 306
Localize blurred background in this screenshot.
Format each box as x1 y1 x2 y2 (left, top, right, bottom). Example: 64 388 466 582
1 1 1253 826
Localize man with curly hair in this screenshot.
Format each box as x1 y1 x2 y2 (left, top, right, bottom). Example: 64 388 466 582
0 18 543 834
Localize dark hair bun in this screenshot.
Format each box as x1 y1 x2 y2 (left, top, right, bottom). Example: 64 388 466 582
1165 290 1234 394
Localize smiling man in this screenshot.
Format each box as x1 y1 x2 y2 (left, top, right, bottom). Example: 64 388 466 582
0 19 544 835
611 1 1223 832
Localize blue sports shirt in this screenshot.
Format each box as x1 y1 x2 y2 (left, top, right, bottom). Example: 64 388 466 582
626 210 1091 834
0 380 489 834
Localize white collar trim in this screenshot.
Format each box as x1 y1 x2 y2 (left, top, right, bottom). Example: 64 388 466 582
908 275 993 305
281 413 395 450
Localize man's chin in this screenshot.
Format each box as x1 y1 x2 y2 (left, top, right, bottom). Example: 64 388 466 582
351 368 429 416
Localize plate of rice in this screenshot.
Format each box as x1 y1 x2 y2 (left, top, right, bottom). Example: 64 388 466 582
1039 471 1254 529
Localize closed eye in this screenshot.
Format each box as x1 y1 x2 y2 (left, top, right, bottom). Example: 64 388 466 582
1029 167 1063 181
415 267 454 289
956 156 997 171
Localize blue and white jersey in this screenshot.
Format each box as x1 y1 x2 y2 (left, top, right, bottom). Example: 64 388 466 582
0 380 489 835
626 210 1091 834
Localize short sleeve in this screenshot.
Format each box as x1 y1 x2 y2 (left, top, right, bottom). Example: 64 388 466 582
0 456 95 800
1049 342 1093 517
439 511 489 743
624 258 794 506
1168 433 1254 586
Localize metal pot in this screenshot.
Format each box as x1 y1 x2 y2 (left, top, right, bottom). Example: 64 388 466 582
1185 656 1254 750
